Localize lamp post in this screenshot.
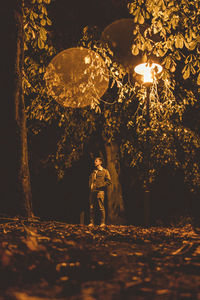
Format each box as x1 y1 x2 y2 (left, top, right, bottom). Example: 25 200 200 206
134 62 163 226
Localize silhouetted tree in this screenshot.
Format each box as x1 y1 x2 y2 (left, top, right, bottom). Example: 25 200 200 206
0 0 33 217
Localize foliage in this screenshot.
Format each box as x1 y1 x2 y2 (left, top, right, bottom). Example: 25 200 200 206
123 0 200 191
23 0 98 177
79 24 200 192
23 0 52 52
78 26 135 143
23 0 200 192
127 0 200 84
23 0 55 125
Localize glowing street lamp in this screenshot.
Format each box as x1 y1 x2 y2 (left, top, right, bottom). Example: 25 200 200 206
134 61 163 226
134 62 163 85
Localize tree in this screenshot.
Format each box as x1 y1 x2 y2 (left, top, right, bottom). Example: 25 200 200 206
0 0 53 217
0 0 34 217
25 0 200 225
126 0 200 193
128 0 200 84
15 0 33 217
76 24 200 223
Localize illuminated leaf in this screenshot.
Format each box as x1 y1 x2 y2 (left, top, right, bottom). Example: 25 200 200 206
197 73 200 85
46 17 52 25
132 45 139 55
138 13 144 24
38 38 44 49
158 49 165 57
182 65 190 80
188 40 197 50
39 27 47 41
164 57 171 69
170 65 176 72
175 34 184 49
40 19 46 26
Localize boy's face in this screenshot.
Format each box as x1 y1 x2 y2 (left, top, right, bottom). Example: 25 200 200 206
94 158 102 167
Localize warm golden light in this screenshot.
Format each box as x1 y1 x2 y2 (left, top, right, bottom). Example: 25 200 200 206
44 48 109 108
134 63 163 83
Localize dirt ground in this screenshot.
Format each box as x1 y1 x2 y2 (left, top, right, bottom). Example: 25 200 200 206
0 219 200 300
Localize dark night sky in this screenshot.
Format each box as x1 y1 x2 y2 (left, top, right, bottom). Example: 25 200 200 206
48 0 130 51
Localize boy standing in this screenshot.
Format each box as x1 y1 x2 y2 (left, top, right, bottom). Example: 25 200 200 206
89 157 111 227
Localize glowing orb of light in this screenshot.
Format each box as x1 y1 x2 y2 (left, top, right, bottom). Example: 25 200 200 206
134 63 163 84
44 47 109 108
101 19 162 78
101 18 137 68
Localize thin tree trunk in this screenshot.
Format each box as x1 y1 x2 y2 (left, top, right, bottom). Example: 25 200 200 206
0 0 33 217
14 1 33 217
105 142 126 224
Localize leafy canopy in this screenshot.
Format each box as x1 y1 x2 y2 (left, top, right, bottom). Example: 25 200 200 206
24 0 200 192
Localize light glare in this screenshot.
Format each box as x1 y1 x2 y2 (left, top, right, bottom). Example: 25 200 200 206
134 63 163 83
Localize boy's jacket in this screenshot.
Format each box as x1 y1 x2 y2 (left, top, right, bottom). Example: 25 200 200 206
89 168 111 191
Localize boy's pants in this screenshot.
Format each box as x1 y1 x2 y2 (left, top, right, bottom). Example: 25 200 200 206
89 190 105 224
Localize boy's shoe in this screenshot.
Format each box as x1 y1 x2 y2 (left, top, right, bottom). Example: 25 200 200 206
100 223 106 227
88 223 94 227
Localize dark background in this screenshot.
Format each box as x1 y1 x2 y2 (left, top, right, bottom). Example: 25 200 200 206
0 0 199 226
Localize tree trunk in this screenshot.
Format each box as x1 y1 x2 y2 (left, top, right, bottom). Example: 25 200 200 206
104 142 126 224
15 1 33 217
0 0 33 217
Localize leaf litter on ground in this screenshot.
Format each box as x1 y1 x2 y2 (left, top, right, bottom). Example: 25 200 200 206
0 219 199 299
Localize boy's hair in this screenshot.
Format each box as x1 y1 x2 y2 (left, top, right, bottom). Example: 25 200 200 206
95 157 103 165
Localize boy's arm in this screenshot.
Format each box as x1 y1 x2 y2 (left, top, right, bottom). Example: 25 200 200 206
104 169 112 187
89 173 92 189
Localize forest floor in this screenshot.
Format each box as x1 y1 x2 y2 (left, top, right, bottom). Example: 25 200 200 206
0 220 200 300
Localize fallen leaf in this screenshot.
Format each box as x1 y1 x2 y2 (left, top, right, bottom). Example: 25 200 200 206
156 289 170 295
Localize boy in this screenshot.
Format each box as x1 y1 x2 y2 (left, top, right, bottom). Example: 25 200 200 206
89 157 111 227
